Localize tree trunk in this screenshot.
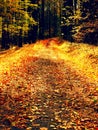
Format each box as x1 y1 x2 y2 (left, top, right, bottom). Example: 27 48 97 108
18 29 22 47
40 0 44 39
48 2 51 38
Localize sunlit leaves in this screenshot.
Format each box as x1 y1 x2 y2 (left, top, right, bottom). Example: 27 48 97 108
0 39 98 129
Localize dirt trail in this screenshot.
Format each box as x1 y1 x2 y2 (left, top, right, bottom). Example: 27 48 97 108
0 41 98 130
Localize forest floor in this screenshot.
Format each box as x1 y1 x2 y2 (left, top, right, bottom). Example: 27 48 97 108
0 38 98 130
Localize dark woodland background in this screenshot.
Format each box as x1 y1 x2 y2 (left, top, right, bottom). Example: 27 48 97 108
0 0 98 49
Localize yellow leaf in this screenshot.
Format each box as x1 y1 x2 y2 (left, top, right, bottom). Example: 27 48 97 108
12 122 16 126
96 88 98 91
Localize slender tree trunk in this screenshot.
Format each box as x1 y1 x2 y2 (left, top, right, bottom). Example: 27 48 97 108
73 0 76 15
41 0 44 39
1 0 10 49
2 24 10 49
18 29 22 47
53 2 56 37
38 0 44 39
58 0 62 37
48 2 51 38
0 17 2 49
76 0 81 24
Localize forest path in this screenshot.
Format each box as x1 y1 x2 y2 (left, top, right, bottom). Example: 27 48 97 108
0 39 98 130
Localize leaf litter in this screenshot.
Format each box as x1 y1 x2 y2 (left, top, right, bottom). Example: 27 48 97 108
0 38 98 130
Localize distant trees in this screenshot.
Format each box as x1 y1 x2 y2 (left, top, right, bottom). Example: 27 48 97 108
0 0 38 49
60 0 98 44
38 0 62 39
0 0 98 50
74 0 98 44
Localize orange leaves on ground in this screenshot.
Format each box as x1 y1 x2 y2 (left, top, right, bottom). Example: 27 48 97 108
0 38 98 129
